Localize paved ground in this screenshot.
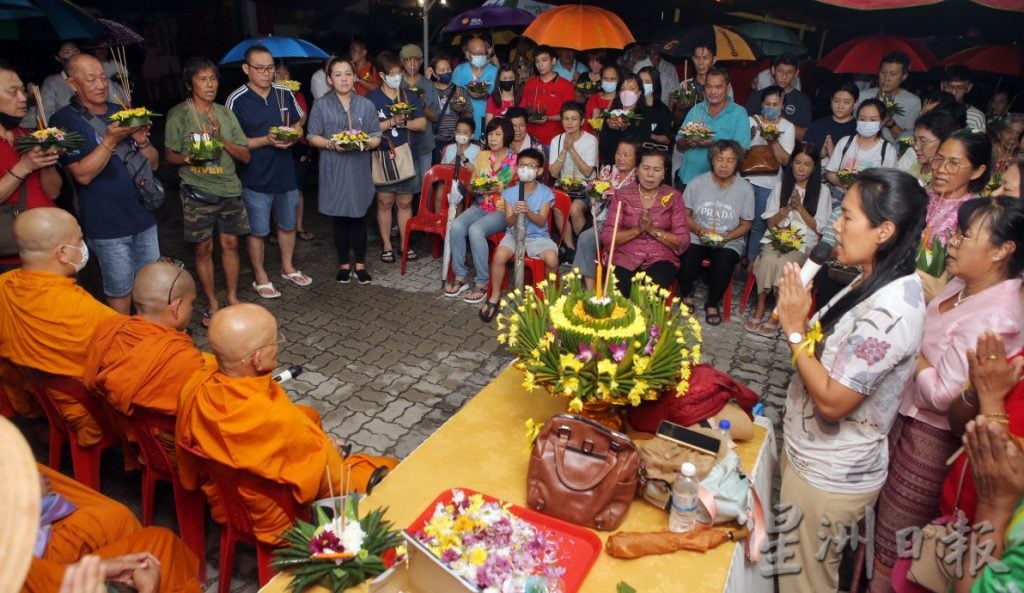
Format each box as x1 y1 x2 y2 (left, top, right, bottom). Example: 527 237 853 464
20 186 794 592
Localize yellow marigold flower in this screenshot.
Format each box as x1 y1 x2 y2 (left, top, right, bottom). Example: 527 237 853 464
469 547 488 566
568 397 584 412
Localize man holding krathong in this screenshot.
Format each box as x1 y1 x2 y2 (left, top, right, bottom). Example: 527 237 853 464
520 46 576 151
50 53 159 315
0 60 62 240
857 51 922 143
451 36 497 140
226 45 312 300
176 303 396 545
166 57 251 324
675 67 750 191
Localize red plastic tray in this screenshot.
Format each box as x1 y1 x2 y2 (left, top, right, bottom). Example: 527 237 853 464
406 488 602 593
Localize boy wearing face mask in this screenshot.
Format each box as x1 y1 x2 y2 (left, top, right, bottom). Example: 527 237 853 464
478 148 557 322
440 117 481 171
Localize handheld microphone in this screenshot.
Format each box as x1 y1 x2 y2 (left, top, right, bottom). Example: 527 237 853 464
273 365 304 384
770 240 835 321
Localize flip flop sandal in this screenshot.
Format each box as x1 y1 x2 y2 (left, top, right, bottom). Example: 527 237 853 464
297 231 315 241
281 270 313 287
380 250 395 263
406 249 419 261
758 319 781 338
704 305 723 326
201 311 213 328
744 316 763 333
479 300 500 323
252 281 281 299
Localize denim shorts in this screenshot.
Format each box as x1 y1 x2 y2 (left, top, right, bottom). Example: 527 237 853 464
242 188 300 237
88 224 161 298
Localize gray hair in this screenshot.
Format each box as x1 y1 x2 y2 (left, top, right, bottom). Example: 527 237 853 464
707 139 745 167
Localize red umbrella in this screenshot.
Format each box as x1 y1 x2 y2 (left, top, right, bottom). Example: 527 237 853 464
943 44 1024 77
815 0 941 7
818 34 938 73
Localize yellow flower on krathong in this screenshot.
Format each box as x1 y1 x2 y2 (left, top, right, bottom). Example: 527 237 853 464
568 397 584 413
523 371 536 392
560 353 584 373
633 356 651 376
497 333 507 344
469 547 488 566
540 332 555 347
692 345 702 362
628 380 648 406
530 348 541 360
525 418 541 446
597 359 617 377
561 377 580 396
660 193 673 207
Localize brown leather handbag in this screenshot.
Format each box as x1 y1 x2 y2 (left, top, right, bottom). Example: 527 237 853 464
739 144 780 176
527 414 640 531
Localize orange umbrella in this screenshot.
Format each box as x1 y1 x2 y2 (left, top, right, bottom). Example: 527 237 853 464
522 4 634 51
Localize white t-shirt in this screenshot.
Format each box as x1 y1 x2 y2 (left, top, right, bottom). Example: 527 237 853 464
857 87 922 143
310 69 330 99
760 182 831 253
826 135 898 173
548 131 599 180
783 273 925 493
745 116 796 189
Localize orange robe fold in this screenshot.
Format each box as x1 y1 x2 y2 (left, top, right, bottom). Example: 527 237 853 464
176 360 394 545
83 316 206 416
0 269 119 446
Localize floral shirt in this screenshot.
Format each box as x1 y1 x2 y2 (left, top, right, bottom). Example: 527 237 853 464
471 149 517 212
924 190 976 247
783 272 925 494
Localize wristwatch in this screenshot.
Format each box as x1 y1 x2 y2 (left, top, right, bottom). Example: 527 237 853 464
787 331 804 345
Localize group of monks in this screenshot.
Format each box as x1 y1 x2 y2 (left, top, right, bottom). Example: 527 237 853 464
0 208 397 591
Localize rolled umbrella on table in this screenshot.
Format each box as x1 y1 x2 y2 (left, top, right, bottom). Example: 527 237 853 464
605 526 750 559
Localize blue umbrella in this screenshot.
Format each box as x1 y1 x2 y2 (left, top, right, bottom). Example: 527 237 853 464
0 0 103 40
442 6 534 33
219 35 330 65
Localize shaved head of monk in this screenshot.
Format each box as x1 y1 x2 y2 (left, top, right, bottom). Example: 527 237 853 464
132 261 196 331
208 303 280 376
13 207 87 276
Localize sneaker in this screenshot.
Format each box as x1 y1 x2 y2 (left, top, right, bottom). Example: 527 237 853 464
336 268 351 284
355 269 372 284
462 285 487 304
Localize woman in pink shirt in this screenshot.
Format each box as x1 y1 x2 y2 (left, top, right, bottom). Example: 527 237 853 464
600 148 688 297
871 196 1024 592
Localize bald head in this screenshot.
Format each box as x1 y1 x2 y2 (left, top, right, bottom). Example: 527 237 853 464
65 53 100 79
14 208 81 264
208 304 278 371
133 261 196 319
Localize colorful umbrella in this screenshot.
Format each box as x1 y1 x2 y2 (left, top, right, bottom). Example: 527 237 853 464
481 0 554 17
94 17 143 47
818 34 937 73
442 6 534 33
735 22 808 57
220 35 330 65
662 25 763 62
522 4 634 52
943 44 1024 77
814 0 942 7
0 0 102 40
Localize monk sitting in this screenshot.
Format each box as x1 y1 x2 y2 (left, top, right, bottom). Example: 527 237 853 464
84 261 206 452
176 303 397 545
0 208 119 446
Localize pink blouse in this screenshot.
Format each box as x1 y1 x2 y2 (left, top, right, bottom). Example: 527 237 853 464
898 277 1024 430
600 182 689 272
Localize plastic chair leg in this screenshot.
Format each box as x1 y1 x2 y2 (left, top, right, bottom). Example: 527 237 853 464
69 444 101 491
141 469 158 526
218 529 236 593
400 225 412 275
174 485 207 584
430 234 443 258
722 280 733 323
47 427 63 469
739 274 756 313
256 542 279 585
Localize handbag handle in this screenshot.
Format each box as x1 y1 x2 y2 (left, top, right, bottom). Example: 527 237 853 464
552 428 619 491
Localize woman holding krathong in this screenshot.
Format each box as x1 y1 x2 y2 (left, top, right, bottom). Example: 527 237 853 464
870 196 1024 592
744 85 796 263
775 168 929 593
597 74 649 167
583 64 619 135
307 58 382 285
599 146 687 298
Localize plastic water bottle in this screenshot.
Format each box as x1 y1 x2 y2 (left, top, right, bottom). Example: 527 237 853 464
669 462 699 533
718 419 736 450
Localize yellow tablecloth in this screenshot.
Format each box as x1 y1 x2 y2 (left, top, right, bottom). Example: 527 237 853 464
260 364 770 593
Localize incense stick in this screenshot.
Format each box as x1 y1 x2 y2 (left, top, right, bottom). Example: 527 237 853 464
185 99 206 134
32 86 47 127
603 201 623 298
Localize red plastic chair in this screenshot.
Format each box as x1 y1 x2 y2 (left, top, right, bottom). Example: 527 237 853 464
24 368 118 491
401 164 473 275
0 382 15 418
522 189 572 287
177 441 309 593
739 273 757 314
125 407 207 583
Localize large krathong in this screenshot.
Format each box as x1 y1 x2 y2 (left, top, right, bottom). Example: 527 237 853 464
497 271 702 411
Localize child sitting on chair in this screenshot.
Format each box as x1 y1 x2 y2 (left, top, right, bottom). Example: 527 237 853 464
479 148 558 322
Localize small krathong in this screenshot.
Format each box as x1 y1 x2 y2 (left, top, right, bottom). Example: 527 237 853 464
270 126 302 142
878 93 906 118
109 106 160 127
14 127 83 154
759 122 780 143
586 179 612 201
602 109 642 127
466 80 490 98
769 225 803 254
272 467 401 593
470 176 500 194
187 132 223 162
916 226 947 277
389 101 415 117
277 79 301 92
330 130 371 151
679 121 713 142
836 167 858 187
413 489 565 592
670 82 703 109
575 79 600 97
554 177 586 194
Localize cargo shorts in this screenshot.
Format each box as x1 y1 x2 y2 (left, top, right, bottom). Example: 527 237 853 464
181 185 251 243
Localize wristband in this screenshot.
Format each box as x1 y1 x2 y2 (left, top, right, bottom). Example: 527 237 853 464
6 169 24 181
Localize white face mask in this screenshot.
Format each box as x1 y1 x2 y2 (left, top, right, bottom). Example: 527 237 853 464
857 120 881 138
517 166 538 182
470 55 488 69
384 74 402 90
455 134 470 145
63 241 88 273
642 83 654 97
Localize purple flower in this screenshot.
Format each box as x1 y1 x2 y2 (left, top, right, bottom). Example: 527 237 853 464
854 337 891 366
650 324 661 341
576 344 595 363
441 548 460 563
610 342 628 362
310 530 343 555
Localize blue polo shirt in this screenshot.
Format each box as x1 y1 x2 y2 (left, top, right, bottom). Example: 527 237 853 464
225 83 304 193
676 100 751 185
451 62 497 139
51 101 155 240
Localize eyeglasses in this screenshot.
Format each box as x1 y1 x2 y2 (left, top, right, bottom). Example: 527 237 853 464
247 64 276 74
913 137 938 148
233 332 287 364
166 259 186 305
947 230 979 248
929 156 963 175
641 142 668 152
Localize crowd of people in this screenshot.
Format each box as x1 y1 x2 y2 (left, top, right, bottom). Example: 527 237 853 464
1 27 1024 593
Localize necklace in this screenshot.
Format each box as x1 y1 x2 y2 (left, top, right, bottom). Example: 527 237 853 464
638 187 657 201
954 289 972 307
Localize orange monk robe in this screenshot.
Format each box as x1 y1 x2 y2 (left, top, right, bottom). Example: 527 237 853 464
176 359 396 545
0 269 119 446
0 357 41 418
25 466 202 593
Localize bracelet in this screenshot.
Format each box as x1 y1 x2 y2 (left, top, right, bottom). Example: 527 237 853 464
984 412 1010 425
6 169 24 181
99 142 115 154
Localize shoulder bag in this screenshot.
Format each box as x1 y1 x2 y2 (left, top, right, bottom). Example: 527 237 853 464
739 145 780 177
0 183 28 257
527 413 640 531
372 90 416 186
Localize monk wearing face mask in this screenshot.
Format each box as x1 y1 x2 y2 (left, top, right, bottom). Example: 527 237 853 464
0 207 119 446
